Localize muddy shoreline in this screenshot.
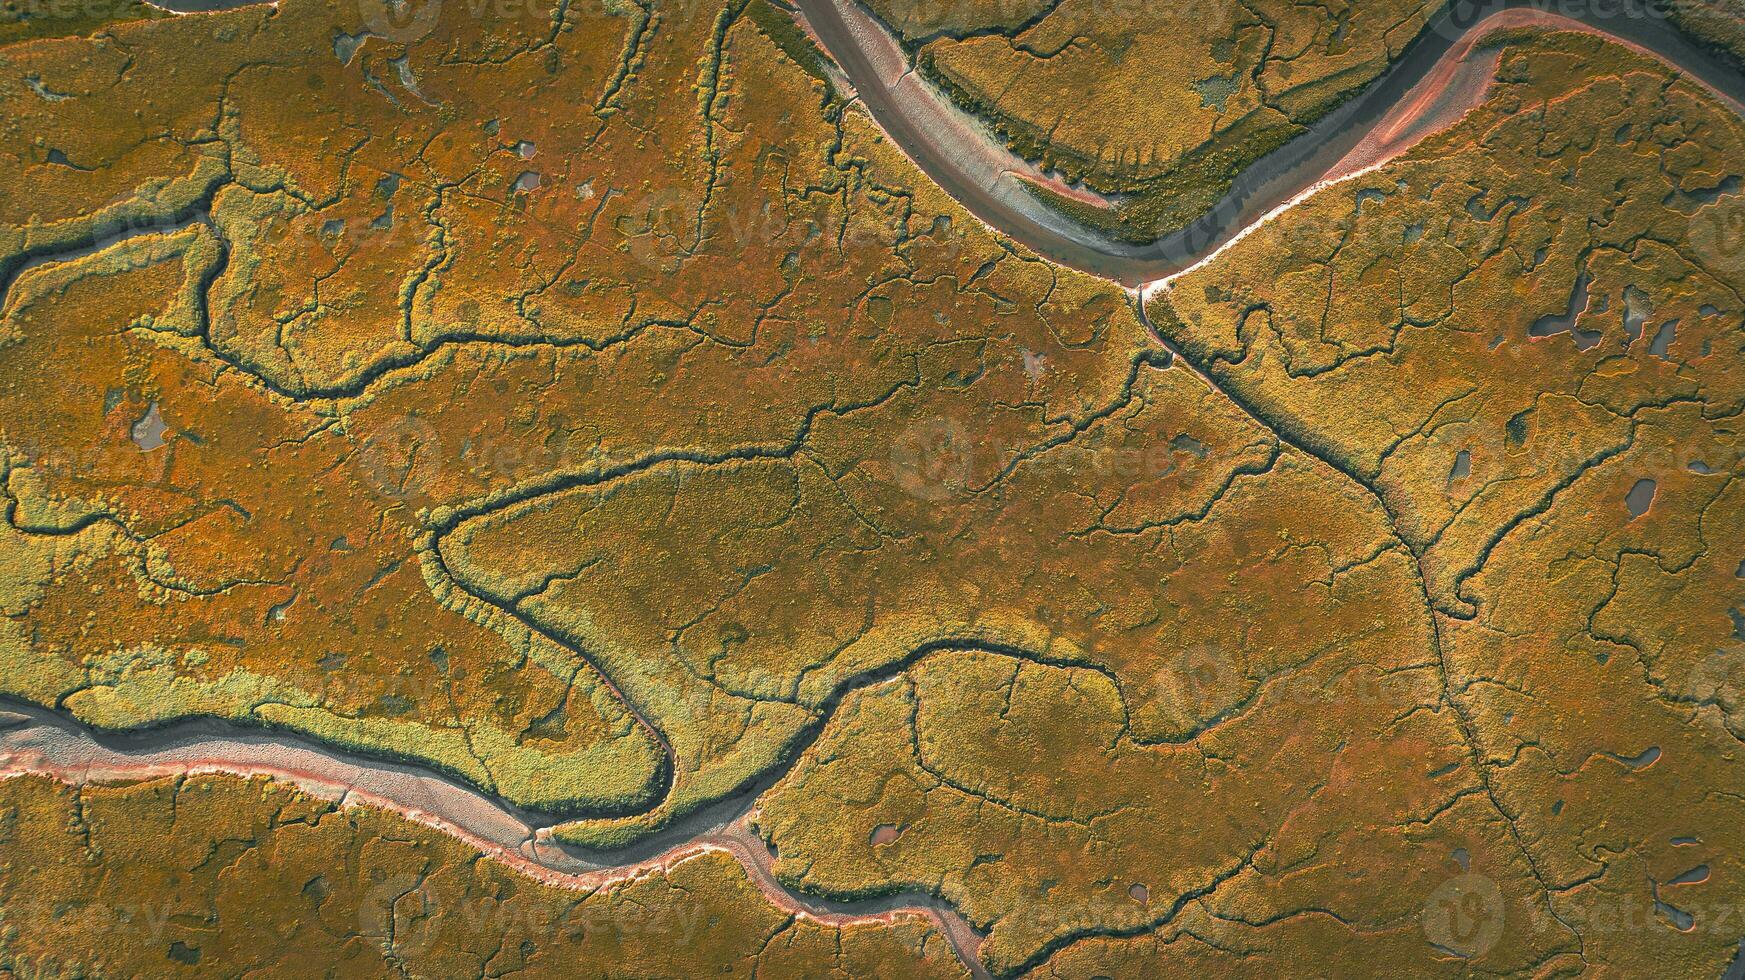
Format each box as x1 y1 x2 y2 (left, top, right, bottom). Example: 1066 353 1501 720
0 697 990 976
793 0 1745 286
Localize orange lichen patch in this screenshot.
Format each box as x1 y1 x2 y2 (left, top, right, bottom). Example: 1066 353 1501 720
0 18 235 231
0 772 968 978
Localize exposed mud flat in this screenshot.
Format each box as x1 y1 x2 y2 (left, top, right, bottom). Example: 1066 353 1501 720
0 700 990 977
794 0 1745 285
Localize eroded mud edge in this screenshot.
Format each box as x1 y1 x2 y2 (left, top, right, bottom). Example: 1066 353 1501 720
0 698 991 978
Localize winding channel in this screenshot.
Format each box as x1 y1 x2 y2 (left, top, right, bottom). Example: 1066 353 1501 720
792 0 1745 287
0 695 991 978
8 0 1745 976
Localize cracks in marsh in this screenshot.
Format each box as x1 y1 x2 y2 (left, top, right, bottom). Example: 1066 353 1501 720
1001 837 1268 978
4 53 1170 932
1133 288 1591 963
3 176 1555 971
845 0 1071 55
596 0 657 116
0 694 983 975
3 172 708 408
412 337 1159 755
0 456 296 601
16 5 1726 972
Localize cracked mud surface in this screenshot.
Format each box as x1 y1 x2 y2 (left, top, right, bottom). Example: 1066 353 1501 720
2 0 1744 976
